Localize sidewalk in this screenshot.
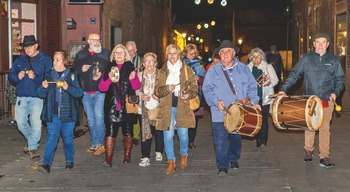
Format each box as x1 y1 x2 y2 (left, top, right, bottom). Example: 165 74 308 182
0 109 350 191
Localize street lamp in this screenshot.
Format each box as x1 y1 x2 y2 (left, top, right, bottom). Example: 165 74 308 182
238 38 243 46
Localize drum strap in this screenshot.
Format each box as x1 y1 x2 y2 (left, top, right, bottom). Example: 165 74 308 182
221 68 236 95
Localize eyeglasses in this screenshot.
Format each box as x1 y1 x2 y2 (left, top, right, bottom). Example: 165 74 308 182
89 39 101 43
187 52 196 56
114 51 125 56
252 55 262 59
144 60 155 63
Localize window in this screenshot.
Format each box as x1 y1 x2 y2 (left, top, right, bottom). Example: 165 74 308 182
335 13 346 71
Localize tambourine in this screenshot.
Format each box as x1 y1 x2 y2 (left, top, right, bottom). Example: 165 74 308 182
145 97 159 110
92 62 100 77
110 66 120 83
47 79 65 88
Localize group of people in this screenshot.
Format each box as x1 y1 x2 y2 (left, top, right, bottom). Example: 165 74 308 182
8 32 345 176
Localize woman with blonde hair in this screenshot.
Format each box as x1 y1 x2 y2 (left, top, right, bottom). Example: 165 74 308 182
99 44 141 167
154 44 198 174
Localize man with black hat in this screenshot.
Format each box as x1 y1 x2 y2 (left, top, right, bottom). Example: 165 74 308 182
202 39 261 176
8 35 52 160
278 32 345 168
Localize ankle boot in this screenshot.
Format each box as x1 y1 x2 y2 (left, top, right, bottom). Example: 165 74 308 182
101 137 115 167
166 160 176 174
180 155 188 169
123 136 133 163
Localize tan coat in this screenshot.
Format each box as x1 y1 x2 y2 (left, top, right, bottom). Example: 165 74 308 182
154 63 198 131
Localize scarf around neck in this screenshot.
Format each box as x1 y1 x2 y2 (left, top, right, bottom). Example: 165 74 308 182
166 59 182 96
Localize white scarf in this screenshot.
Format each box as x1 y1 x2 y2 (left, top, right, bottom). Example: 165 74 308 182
166 59 182 96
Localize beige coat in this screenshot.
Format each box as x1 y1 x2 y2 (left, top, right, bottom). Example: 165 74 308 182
154 63 198 131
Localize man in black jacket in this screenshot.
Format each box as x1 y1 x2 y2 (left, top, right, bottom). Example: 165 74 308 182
278 33 345 168
74 33 110 156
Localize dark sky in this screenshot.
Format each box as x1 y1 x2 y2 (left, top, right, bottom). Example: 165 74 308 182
172 0 290 24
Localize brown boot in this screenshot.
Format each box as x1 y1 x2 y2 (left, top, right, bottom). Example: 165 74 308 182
166 160 176 174
101 137 115 167
180 155 188 169
123 136 133 163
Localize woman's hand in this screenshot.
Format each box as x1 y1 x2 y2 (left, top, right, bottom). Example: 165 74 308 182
129 71 136 80
141 94 151 102
42 80 48 89
180 92 190 100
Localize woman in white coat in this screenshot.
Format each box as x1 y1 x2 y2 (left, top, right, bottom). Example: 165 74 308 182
247 47 278 149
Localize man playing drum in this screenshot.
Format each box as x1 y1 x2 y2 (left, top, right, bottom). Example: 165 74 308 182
278 33 345 168
203 40 261 176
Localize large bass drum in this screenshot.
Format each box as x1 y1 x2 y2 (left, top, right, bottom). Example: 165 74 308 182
224 103 262 137
272 95 323 131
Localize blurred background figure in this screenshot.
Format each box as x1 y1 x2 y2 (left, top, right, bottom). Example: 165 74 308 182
266 45 283 93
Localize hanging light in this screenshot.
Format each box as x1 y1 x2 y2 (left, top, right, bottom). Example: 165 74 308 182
194 0 201 5
207 0 214 4
204 23 209 28
197 24 202 30
220 0 227 6
210 20 216 26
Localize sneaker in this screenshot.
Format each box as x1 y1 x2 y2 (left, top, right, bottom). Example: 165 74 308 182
28 150 40 160
189 142 196 149
139 157 150 167
258 144 266 149
155 152 163 161
37 164 50 173
65 162 74 169
23 144 29 154
86 146 97 152
230 161 239 169
93 145 105 156
304 150 313 162
9 121 17 129
218 168 228 176
319 157 335 168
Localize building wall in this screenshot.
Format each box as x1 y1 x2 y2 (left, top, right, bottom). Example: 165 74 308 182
291 0 350 111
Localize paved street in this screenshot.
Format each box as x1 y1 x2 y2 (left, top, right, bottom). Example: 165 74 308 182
1 108 350 192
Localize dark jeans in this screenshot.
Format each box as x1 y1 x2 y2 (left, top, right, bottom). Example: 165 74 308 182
256 104 270 147
212 122 242 170
139 115 164 158
188 116 200 143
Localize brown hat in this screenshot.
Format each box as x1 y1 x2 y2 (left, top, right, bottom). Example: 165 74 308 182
313 33 330 42
19 35 39 47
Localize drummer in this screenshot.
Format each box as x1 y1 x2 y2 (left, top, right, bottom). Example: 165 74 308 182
203 39 261 176
278 33 345 168
136 52 164 167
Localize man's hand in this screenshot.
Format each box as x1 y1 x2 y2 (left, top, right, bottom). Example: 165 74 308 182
82 64 91 72
27 70 35 79
42 80 48 88
253 104 261 111
92 72 101 81
18 71 25 80
217 100 226 112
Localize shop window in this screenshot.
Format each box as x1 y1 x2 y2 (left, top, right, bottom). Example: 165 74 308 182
336 13 346 71
11 2 36 59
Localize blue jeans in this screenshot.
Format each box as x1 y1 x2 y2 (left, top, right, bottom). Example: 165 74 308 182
42 115 75 165
163 107 188 161
15 97 43 150
82 91 105 147
212 122 242 169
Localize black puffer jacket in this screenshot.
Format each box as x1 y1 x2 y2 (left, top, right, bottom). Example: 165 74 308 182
101 61 137 123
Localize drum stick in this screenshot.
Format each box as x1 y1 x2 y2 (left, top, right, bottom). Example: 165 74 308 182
47 82 57 84
223 106 231 115
268 93 283 97
308 100 316 116
333 101 342 112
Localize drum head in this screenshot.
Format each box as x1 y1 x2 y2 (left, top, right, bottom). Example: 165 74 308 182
145 97 159 110
224 104 241 133
305 95 323 131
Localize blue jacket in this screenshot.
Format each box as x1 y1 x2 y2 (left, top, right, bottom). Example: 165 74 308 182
280 52 345 100
37 69 83 123
8 51 52 97
203 60 259 122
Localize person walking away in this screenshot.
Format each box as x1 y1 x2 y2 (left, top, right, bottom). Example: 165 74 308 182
278 33 345 168
8 35 52 160
266 45 284 93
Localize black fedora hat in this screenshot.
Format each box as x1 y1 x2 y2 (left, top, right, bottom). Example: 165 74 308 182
218 39 235 51
19 35 39 47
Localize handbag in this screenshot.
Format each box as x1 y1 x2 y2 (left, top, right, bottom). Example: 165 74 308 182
184 66 200 111
147 108 159 121
125 95 139 114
